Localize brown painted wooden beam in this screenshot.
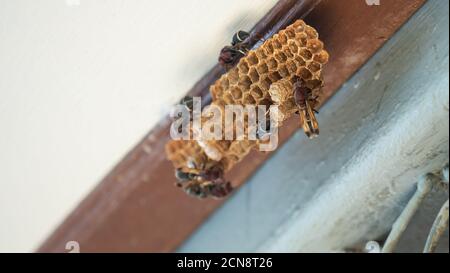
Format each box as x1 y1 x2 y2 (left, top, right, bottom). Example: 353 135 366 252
38 0 427 252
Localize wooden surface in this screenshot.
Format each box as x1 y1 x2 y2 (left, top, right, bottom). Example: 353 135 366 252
38 0 427 252
180 0 449 252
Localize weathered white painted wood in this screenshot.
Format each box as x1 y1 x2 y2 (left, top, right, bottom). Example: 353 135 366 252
179 0 449 252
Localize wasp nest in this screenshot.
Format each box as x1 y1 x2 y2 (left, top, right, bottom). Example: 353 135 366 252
210 20 328 105
165 139 241 173
199 20 328 162
166 140 208 171
166 20 328 198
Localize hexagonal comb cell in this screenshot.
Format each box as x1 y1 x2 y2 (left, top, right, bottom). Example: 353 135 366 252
248 68 260 82
166 19 329 198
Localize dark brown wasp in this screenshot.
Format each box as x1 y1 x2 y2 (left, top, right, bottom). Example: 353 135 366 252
293 80 320 138
184 180 233 199
171 96 195 134
172 96 194 121
172 95 195 126
219 30 250 69
179 96 194 112
175 161 232 199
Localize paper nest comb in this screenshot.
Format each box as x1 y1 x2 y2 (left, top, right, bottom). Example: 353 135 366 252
166 19 329 198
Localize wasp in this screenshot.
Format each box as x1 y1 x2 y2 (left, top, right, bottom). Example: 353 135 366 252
219 30 250 69
293 80 320 138
180 96 194 111
184 180 233 199
175 161 232 199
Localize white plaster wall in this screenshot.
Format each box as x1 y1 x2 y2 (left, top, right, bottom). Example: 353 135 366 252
0 0 277 252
